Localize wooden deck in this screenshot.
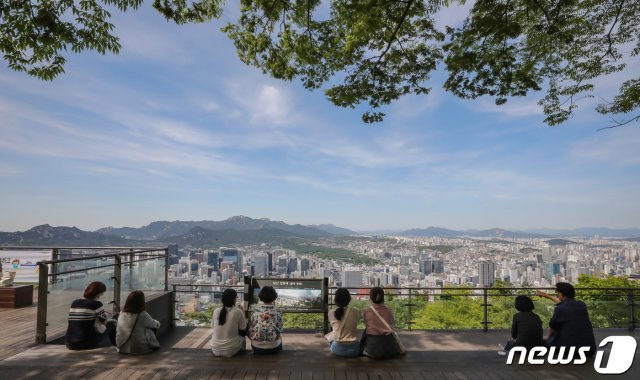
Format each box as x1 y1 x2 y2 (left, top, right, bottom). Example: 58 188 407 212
2 304 639 379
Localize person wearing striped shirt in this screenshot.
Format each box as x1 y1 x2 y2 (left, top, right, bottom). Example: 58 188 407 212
65 281 116 350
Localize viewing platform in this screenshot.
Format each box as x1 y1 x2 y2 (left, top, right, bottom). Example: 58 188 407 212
2 302 640 379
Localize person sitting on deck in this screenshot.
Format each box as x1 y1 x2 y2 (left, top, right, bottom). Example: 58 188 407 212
361 287 401 360
211 288 247 357
327 287 360 357
498 295 543 355
116 290 160 354
537 282 597 357
248 286 283 354
65 281 116 350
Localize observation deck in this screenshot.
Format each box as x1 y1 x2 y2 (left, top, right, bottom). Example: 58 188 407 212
1 246 639 379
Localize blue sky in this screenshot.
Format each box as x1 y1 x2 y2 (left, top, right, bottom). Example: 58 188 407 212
1 3 639 232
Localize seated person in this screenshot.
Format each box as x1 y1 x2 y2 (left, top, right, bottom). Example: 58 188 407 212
361 287 401 360
498 295 543 355
211 288 247 357
328 287 360 357
538 282 596 357
65 281 116 350
116 290 160 354
248 286 283 354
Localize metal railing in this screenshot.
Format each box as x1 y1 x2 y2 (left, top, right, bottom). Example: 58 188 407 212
35 247 169 344
329 286 640 332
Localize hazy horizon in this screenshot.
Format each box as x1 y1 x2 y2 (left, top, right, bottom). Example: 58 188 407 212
1 4 639 233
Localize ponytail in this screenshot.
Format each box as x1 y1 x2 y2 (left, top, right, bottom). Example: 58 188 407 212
334 288 351 321
218 307 228 325
218 288 237 326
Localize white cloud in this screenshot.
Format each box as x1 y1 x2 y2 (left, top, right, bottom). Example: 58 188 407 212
570 128 640 167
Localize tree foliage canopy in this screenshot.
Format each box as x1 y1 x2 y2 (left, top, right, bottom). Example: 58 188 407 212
1 0 638 126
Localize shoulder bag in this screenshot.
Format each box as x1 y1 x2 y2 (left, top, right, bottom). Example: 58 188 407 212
368 305 406 354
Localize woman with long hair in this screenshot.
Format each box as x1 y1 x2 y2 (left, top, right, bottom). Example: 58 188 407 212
115 290 160 354
328 288 360 357
65 281 116 350
211 288 247 357
361 287 400 360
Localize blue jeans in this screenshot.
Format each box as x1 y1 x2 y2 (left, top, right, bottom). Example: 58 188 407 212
330 341 360 357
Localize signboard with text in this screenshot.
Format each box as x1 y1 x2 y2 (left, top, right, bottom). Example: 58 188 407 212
247 277 327 313
0 250 52 283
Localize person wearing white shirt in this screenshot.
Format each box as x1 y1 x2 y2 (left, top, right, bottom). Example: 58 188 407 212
211 288 247 357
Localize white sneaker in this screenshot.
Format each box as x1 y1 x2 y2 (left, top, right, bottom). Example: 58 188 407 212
497 350 507 356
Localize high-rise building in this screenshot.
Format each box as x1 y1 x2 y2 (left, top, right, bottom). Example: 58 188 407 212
300 258 310 275
288 257 298 275
420 258 444 275
220 247 243 273
342 267 363 288
207 251 219 272
478 261 496 286
253 254 268 277
267 252 273 273
278 255 288 275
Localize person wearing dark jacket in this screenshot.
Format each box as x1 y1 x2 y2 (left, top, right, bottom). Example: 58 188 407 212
538 282 597 357
65 281 116 350
499 295 543 354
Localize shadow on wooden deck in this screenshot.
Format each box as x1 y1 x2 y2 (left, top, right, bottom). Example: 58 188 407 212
1 327 639 379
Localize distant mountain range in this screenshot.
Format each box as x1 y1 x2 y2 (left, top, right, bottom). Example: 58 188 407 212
396 227 549 239
1 217 639 247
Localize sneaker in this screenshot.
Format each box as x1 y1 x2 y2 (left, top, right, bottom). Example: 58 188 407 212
497 350 507 356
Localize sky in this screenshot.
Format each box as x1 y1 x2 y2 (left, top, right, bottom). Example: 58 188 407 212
1 3 639 233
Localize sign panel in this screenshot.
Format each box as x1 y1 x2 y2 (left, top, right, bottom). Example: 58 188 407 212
0 250 52 283
249 278 325 312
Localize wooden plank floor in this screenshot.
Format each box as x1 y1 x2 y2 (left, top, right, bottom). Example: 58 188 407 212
1 327 639 380
2 303 640 380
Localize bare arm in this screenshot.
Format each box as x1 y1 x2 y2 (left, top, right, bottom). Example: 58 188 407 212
536 290 560 303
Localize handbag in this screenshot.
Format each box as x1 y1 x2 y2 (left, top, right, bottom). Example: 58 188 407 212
325 306 352 343
117 314 140 350
368 305 406 354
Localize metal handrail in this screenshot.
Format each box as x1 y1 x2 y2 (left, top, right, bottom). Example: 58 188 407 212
169 284 639 332
34 246 170 344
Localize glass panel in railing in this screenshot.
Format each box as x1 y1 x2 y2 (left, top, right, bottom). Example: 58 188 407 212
46 256 116 341
173 285 245 326
119 252 166 305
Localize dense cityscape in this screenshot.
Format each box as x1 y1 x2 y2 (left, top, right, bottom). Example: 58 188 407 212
168 235 640 289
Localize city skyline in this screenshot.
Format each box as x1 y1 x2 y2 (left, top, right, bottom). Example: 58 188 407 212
1 4 639 232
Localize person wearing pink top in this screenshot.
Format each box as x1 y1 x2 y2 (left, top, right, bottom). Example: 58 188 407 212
360 287 400 360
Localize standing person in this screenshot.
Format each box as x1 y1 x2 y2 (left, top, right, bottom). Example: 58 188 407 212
361 287 400 360
498 295 543 355
537 282 597 357
65 281 116 350
328 288 360 357
116 290 160 354
248 286 283 354
211 288 247 357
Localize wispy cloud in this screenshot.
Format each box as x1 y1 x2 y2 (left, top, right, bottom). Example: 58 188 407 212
570 128 640 167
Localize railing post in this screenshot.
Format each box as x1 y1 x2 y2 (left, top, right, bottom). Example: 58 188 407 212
51 248 59 285
128 249 134 292
628 290 635 332
35 263 49 345
164 248 169 292
482 287 489 332
113 255 121 313
171 284 177 328
408 288 413 331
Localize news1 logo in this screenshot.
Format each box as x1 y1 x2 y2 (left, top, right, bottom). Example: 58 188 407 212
506 336 638 374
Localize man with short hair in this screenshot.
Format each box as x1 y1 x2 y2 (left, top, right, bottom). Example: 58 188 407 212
537 282 597 356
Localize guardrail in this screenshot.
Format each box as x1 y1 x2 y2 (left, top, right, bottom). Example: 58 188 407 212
170 284 639 332
35 247 169 344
